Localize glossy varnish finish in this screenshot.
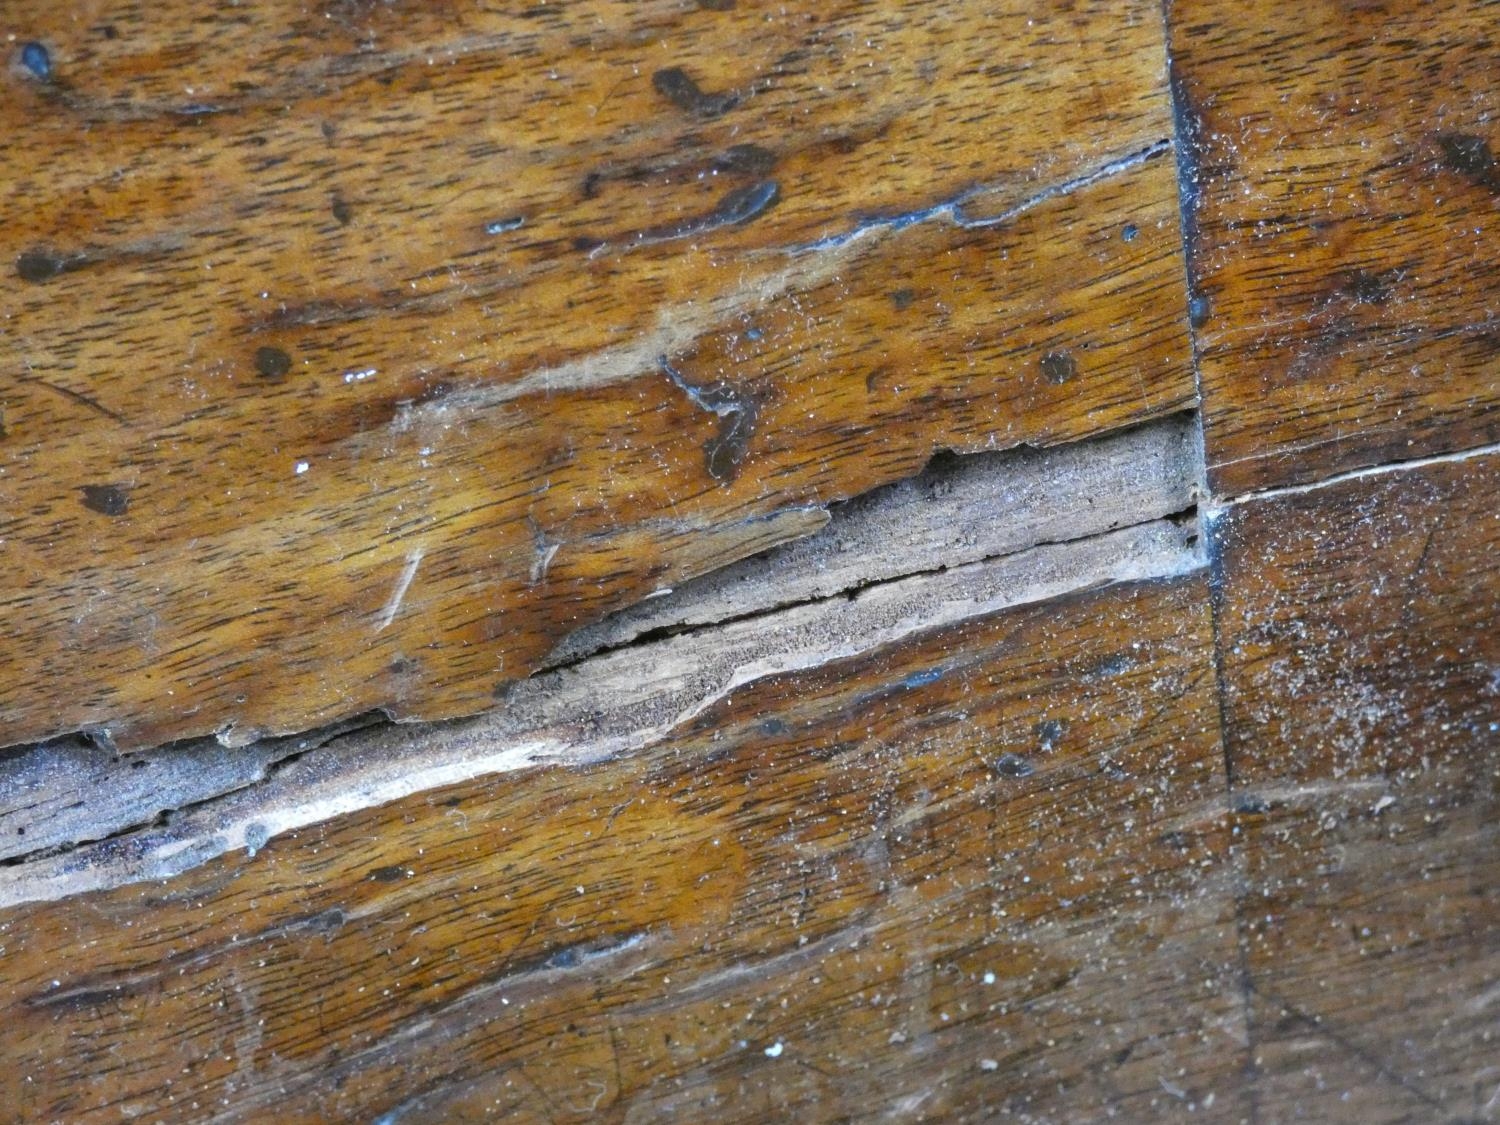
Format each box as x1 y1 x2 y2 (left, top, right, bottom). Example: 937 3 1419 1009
1 0 1187 751
1 0 1498 1121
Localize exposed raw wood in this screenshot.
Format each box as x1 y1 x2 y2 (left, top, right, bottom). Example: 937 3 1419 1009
0 574 1246 1124
1210 451 1500 1120
0 715 375 866
0 429 1202 906
2 0 1498 1121
1 0 1188 752
553 414 1201 663
1169 0 1500 495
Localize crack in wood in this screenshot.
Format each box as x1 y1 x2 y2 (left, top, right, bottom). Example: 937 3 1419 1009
0 415 1204 907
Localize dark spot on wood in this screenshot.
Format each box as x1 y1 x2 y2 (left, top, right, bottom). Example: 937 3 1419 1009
709 179 779 227
572 235 605 253
629 180 779 247
300 907 347 935
80 484 130 517
484 216 525 235
366 864 408 883
713 143 777 176
16 250 68 283
98 24 119 40
1231 793 1269 815
1340 267 1395 305
331 194 353 225
698 0 736 8
1434 132 1498 192
1188 293 1212 327
1082 652 1133 680
389 656 416 675
890 288 916 310
254 345 292 381
994 752 1034 778
1040 350 1077 385
1122 222 1139 242
1034 718 1066 751
19 42 51 81
1158 830 1192 850
651 66 739 118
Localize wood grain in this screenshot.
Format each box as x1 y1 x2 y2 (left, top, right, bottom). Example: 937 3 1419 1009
1210 451 1500 1120
0 574 1247 1123
0 416 1200 885
1169 0 1500 495
1 0 1188 752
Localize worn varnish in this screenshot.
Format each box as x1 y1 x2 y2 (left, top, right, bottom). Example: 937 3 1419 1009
0 576 1248 1122
2 0 1499 1121
1211 452 1500 1120
1170 0 1500 495
1 0 1186 751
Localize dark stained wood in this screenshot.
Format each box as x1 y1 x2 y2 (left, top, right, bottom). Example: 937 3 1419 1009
1169 0 1500 495
0 575 1248 1122
1210 451 1500 1120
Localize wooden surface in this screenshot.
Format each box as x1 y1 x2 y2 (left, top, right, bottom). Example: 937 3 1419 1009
1 0 1187 751
2 576 1246 1123
1170 0 1500 495
1 0 1497 1121
1211 452 1500 1121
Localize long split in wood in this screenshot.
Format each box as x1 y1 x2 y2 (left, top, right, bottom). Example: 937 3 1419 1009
0 414 1204 907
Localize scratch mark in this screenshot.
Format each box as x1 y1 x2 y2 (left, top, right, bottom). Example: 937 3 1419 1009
789 139 1171 254
632 179 780 246
20 375 129 425
1210 436 1500 507
527 518 561 586
658 356 757 482
393 143 1167 430
377 549 424 633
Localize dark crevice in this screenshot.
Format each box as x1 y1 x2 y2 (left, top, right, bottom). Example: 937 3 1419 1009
0 714 383 869
1162 6 1262 1120
543 496 1202 678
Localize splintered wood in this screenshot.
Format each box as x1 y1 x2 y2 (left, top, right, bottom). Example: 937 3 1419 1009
0 0 1188 751
1 0 1497 1121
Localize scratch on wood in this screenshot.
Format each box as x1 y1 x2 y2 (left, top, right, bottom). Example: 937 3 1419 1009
376 549 425 633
